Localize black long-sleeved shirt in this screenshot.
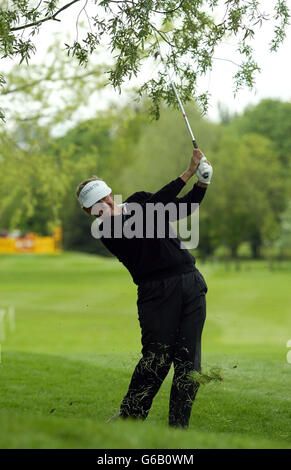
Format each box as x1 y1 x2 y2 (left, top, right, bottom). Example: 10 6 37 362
98 177 206 285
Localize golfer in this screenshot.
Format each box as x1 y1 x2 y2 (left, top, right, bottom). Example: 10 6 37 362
77 148 212 429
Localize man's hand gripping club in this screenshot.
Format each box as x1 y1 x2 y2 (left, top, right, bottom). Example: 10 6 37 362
180 149 213 186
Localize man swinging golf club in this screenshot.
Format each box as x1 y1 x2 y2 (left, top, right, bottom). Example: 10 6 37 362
76 149 213 429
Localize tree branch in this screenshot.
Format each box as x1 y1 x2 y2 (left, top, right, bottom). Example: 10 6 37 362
151 25 175 47
152 0 185 15
105 0 184 15
2 68 103 95
212 57 240 67
10 0 82 32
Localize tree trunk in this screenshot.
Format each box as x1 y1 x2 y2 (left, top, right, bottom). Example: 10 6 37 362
230 245 238 258
251 233 261 259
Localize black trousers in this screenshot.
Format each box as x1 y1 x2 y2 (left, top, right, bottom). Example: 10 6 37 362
120 268 207 428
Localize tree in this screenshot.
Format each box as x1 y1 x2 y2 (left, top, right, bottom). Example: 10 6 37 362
217 102 236 125
228 98 291 257
276 201 291 259
119 104 222 256
230 99 291 165
226 98 291 258
54 106 149 253
120 104 221 194
0 104 149 253
0 37 153 253
116 104 289 260
199 132 287 259
1 39 105 127
0 117 111 237
1 1 290 121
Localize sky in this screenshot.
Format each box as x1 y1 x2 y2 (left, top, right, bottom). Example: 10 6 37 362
3 0 291 124
204 18 291 120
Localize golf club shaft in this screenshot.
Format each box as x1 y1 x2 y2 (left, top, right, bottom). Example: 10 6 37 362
157 51 208 178
159 54 198 148
170 80 198 149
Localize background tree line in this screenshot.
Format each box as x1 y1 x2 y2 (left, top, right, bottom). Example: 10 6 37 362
1 45 291 261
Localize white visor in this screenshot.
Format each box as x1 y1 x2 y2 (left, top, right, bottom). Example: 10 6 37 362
78 180 112 208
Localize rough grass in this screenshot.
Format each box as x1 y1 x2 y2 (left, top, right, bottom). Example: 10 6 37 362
0 253 291 449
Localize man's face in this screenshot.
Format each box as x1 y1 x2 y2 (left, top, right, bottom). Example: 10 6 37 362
83 193 114 217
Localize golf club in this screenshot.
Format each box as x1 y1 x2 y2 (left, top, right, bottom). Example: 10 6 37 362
154 51 209 178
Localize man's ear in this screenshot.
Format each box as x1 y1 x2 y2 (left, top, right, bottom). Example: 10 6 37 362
106 192 113 203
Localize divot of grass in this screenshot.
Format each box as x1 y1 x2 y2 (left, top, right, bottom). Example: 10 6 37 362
191 366 224 385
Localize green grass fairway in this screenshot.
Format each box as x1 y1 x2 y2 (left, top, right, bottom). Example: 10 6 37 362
0 253 291 449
